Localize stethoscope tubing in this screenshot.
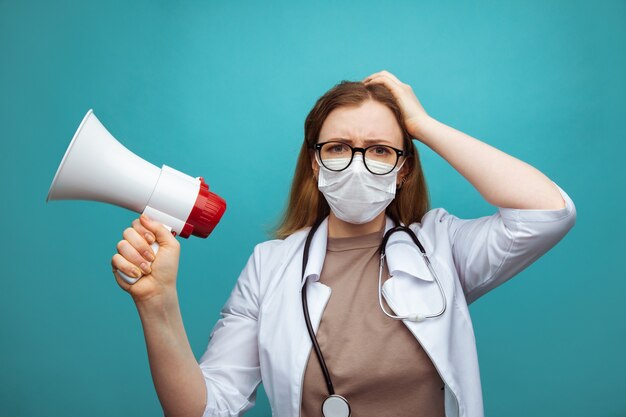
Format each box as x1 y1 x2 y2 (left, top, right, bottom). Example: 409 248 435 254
301 217 336 395
300 218 446 414
377 225 447 321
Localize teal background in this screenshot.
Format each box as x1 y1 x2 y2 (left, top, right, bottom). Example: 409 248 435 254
1 0 624 416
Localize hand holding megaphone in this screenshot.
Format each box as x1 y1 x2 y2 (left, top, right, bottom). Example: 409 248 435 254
112 214 182 299
47 109 226 285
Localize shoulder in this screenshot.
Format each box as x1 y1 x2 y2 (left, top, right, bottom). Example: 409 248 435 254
420 207 455 225
250 228 309 267
403 207 462 252
406 207 456 234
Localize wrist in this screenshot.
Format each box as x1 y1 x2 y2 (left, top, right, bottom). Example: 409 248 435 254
407 114 436 143
134 287 180 317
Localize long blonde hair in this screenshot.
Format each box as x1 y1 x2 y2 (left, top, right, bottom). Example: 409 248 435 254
273 81 430 239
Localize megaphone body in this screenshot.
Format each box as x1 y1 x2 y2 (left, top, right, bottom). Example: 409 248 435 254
47 109 226 284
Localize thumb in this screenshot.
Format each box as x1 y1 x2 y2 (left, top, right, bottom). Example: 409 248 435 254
139 213 177 246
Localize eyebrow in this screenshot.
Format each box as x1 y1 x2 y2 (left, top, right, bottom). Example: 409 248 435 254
326 137 396 146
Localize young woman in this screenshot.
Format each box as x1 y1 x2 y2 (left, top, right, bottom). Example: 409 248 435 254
111 70 576 417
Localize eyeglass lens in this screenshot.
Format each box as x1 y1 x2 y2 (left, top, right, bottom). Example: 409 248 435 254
319 142 398 174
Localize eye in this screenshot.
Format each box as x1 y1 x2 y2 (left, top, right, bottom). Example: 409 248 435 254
326 143 350 153
371 145 391 155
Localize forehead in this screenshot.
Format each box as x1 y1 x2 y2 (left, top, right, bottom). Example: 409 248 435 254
318 100 403 147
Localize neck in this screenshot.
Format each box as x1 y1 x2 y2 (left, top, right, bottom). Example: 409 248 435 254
327 211 386 238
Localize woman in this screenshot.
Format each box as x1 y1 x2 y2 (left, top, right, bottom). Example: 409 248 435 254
111 70 576 417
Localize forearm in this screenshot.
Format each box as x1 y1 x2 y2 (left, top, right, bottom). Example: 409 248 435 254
413 116 565 210
135 290 207 417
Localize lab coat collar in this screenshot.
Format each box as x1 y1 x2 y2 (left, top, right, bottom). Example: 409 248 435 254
300 215 434 289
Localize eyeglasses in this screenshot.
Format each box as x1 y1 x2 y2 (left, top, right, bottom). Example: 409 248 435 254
314 141 406 175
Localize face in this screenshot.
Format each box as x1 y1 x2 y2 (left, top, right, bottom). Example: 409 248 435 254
311 100 408 181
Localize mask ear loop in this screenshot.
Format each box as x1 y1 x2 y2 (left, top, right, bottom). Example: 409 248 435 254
394 157 408 189
313 152 322 182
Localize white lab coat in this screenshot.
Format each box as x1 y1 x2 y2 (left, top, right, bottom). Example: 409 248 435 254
199 181 576 417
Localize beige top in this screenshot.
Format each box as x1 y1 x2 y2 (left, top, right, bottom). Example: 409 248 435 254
300 228 445 417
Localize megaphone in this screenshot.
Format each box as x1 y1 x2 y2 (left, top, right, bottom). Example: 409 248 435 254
47 109 227 285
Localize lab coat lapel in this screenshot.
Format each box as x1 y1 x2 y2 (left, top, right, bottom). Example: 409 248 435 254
382 218 434 282
380 217 457 386
382 217 444 333
300 217 333 337
301 218 329 288
382 217 451 319
290 219 333 417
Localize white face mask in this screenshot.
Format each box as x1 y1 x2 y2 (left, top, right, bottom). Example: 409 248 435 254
316 153 405 224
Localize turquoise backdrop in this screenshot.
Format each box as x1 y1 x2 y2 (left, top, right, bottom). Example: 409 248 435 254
1 1 624 416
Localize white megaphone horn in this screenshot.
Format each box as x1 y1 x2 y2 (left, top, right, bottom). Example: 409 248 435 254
47 109 227 285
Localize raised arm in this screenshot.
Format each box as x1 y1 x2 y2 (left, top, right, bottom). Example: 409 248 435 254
365 71 576 304
112 215 264 417
112 215 207 417
363 70 565 211
136 290 208 417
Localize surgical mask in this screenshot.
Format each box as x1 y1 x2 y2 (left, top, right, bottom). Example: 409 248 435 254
316 153 405 224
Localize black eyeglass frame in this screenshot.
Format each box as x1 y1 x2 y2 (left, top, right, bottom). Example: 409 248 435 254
313 141 408 175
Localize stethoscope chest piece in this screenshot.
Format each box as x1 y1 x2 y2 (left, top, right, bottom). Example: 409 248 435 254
322 394 351 417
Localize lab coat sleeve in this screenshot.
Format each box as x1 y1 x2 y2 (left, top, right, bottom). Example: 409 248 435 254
198 246 263 417
441 180 576 305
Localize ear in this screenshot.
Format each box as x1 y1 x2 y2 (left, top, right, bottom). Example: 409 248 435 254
397 156 411 186
310 149 319 178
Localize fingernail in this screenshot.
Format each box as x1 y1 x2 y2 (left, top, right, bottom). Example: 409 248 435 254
144 250 155 262
145 233 154 243
140 263 151 274
132 268 142 278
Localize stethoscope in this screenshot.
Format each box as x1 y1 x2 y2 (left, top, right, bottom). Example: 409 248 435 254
301 217 447 417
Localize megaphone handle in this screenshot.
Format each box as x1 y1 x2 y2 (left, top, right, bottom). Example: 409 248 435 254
118 240 161 285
